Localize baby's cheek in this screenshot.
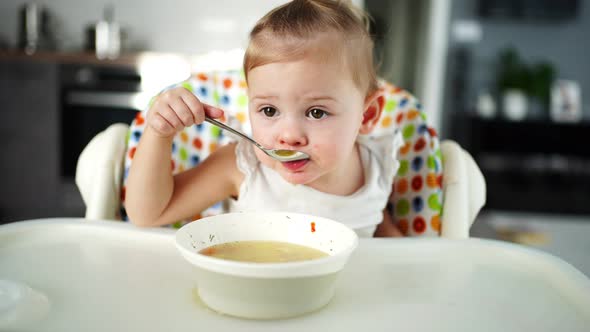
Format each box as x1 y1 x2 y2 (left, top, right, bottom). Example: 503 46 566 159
251 123 278 148
253 148 265 161
312 142 341 163
253 149 274 167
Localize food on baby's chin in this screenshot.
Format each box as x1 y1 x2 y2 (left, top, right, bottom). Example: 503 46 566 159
199 240 328 263
274 150 296 157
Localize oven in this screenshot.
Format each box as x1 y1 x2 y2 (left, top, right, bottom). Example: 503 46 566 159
59 63 148 179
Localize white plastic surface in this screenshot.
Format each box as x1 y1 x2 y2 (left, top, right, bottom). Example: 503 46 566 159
0 279 50 330
0 280 23 314
1 219 589 332
75 123 129 221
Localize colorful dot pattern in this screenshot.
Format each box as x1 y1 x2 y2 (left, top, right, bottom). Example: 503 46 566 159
374 82 443 237
121 71 443 236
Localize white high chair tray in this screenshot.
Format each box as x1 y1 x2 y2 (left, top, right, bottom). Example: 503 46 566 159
1 219 589 332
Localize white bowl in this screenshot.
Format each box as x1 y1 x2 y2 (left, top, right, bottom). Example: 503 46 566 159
175 211 358 319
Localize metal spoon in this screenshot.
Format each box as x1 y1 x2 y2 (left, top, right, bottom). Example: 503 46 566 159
204 116 310 162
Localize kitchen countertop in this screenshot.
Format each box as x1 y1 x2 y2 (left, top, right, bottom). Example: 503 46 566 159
0 49 244 72
0 49 186 68
471 211 590 277
0 50 128 66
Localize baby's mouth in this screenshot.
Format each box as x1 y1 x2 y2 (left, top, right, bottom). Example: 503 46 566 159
281 158 310 171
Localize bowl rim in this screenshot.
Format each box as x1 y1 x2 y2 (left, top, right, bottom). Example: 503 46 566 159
174 211 359 278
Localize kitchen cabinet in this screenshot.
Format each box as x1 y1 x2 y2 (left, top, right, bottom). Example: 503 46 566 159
452 113 590 215
0 60 61 222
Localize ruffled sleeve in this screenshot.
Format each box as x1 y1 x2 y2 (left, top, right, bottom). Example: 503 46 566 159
234 139 259 178
358 132 403 191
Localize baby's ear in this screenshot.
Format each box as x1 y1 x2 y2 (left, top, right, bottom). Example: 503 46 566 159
359 89 385 135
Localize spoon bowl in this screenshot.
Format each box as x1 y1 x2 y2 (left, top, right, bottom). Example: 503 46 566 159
204 117 310 162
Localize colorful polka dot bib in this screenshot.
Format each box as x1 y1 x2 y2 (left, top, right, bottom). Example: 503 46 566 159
122 71 443 236
375 85 444 236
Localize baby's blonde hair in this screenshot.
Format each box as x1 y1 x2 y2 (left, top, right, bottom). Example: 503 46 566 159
244 0 378 96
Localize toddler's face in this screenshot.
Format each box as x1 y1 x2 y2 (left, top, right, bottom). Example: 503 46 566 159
247 55 366 190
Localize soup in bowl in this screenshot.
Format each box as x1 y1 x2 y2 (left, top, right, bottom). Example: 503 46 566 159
174 211 358 319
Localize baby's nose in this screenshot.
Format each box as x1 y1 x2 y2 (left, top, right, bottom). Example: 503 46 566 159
278 124 308 147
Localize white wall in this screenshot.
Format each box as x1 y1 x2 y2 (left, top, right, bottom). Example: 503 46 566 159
415 0 451 132
0 0 364 55
0 0 288 54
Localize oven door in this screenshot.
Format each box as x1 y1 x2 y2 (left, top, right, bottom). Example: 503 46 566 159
60 90 151 179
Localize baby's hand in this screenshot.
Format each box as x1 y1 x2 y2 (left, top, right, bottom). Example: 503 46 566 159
147 86 224 138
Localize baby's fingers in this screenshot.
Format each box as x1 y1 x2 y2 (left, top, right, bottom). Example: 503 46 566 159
159 105 185 132
149 112 176 137
179 92 204 124
177 87 224 123
203 103 225 119
168 97 195 127
177 90 213 124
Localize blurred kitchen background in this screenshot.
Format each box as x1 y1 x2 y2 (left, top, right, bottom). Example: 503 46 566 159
1 0 589 255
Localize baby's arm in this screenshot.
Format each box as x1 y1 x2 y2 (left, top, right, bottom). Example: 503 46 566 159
125 87 242 227
374 208 403 237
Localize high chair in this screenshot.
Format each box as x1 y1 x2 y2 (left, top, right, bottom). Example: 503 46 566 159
75 70 486 239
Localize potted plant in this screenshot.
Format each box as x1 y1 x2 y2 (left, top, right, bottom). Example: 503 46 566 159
496 48 531 121
496 47 557 121
529 61 556 115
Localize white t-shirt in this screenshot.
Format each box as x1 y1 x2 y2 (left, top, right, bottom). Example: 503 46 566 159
228 134 402 237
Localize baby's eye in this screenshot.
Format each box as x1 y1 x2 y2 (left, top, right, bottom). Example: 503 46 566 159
261 106 277 117
307 108 328 119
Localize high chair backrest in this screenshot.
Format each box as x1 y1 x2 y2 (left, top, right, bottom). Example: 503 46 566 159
120 70 445 236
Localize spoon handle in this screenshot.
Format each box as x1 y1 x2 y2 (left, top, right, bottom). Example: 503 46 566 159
204 116 263 149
